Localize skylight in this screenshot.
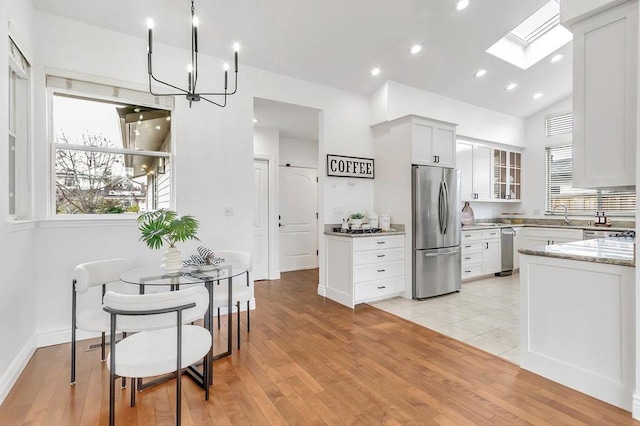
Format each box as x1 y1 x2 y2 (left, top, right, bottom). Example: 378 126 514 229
486 0 572 70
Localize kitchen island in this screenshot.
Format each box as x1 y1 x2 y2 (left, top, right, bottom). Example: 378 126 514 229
519 238 635 411
320 225 406 308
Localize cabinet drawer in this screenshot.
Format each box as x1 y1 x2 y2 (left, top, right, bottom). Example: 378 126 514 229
462 241 483 252
461 231 483 242
462 252 483 264
353 248 404 265
483 229 501 240
353 235 404 252
354 260 404 282
462 264 483 278
355 276 404 302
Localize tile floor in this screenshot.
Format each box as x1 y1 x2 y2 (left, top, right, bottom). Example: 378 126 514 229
369 273 520 364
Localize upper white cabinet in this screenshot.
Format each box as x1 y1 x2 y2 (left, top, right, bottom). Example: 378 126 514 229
411 117 457 167
572 0 638 189
457 141 492 201
492 149 522 201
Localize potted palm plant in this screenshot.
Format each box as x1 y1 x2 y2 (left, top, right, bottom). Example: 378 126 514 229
137 209 200 274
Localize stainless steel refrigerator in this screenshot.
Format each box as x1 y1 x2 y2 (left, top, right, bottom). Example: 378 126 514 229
412 165 461 299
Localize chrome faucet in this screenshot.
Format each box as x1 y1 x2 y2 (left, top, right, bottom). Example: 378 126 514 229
552 204 570 225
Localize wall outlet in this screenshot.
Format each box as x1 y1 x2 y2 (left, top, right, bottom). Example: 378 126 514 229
223 206 235 216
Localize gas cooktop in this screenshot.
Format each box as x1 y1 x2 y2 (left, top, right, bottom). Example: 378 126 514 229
332 227 382 234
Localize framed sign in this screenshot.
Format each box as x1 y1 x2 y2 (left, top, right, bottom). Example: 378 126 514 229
327 154 374 179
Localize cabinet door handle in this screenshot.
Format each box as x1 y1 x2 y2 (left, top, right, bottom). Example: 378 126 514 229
464 245 471 248
377 286 386 289
485 242 489 249
464 270 472 273
464 234 472 237
376 254 386 258
377 241 386 245
464 257 471 260
377 269 386 272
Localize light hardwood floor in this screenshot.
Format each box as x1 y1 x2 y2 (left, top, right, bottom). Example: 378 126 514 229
0 268 637 425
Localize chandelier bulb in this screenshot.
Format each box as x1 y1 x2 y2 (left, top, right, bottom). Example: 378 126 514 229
187 64 193 73
192 16 199 27
223 63 229 71
146 18 154 29
233 42 240 52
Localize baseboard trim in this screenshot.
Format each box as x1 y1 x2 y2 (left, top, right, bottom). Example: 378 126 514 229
632 393 640 420
317 284 326 297
0 334 37 405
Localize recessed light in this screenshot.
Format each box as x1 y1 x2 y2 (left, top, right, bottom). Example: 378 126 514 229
134 107 141 113
371 67 381 76
139 114 143 120
474 69 487 78
253 118 259 123
156 125 161 130
506 82 518 91
455 0 470 11
532 93 544 100
410 44 422 55
550 53 564 63
166 116 171 121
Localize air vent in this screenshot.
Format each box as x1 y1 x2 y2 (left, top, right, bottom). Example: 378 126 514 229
545 113 573 137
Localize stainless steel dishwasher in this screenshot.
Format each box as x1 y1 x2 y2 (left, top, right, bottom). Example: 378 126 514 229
496 227 514 276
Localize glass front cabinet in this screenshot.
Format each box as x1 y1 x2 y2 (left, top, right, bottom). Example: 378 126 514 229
492 149 521 201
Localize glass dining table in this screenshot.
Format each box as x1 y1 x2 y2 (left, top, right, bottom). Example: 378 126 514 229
120 262 249 388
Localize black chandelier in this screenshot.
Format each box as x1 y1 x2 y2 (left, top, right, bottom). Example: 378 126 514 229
146 0 239 108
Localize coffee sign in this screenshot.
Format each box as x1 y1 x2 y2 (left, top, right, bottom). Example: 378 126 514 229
327 155 374 179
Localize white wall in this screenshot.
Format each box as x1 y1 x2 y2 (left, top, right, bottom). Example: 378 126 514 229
372 80 526 146
25 10 373 345
0 0 37 405
521 96 573 218
280 137 318 168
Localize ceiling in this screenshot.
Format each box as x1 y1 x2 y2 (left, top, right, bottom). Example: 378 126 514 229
32 0 572 118
253 98 319 141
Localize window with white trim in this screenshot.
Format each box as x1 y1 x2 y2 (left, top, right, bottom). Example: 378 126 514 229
8 36 31 219
545 144 635 216
48 76 173 215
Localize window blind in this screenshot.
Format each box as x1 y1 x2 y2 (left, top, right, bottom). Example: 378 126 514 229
46 75 174 110
545 144 636 215
545 113 573 136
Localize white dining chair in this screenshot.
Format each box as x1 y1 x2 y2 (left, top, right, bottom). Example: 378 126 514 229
212 250 252 349
103 286 211 426
71 258 133 386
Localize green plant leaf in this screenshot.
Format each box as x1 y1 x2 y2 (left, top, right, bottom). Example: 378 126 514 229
137 209 198 250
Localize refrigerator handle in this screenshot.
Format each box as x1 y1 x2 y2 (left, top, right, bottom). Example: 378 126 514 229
438 182 445 234
422 247 461 257
442 181 449 235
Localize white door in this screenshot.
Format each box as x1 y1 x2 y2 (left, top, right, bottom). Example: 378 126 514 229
253 160 269 280
279 166 318 272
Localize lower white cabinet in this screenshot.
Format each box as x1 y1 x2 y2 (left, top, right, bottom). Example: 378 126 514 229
324 234 405 308
513 226 524 270
461 229 501 280
522 227 583 249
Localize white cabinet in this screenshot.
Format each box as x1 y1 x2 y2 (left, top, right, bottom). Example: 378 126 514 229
513 226 524 270
522 227 583 249
461 229 501 280
325 234 405 308
572 0 638 188
457 141 492 201
411 117 457 167
492 149 522 201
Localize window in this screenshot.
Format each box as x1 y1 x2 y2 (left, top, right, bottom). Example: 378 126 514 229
8 36 31 219
545 144 635 216
48 76 173 215
545 113 573 137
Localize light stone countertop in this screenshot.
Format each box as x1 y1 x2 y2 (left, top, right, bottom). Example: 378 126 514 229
519 238 635 267
462 223 634 232
324 224 405 238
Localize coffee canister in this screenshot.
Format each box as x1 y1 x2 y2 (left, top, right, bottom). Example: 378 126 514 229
379 213 391 231
367 211 379 228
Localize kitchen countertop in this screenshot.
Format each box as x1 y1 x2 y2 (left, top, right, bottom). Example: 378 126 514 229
462 223 634 232
324 223 405 237
519 238 635 267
